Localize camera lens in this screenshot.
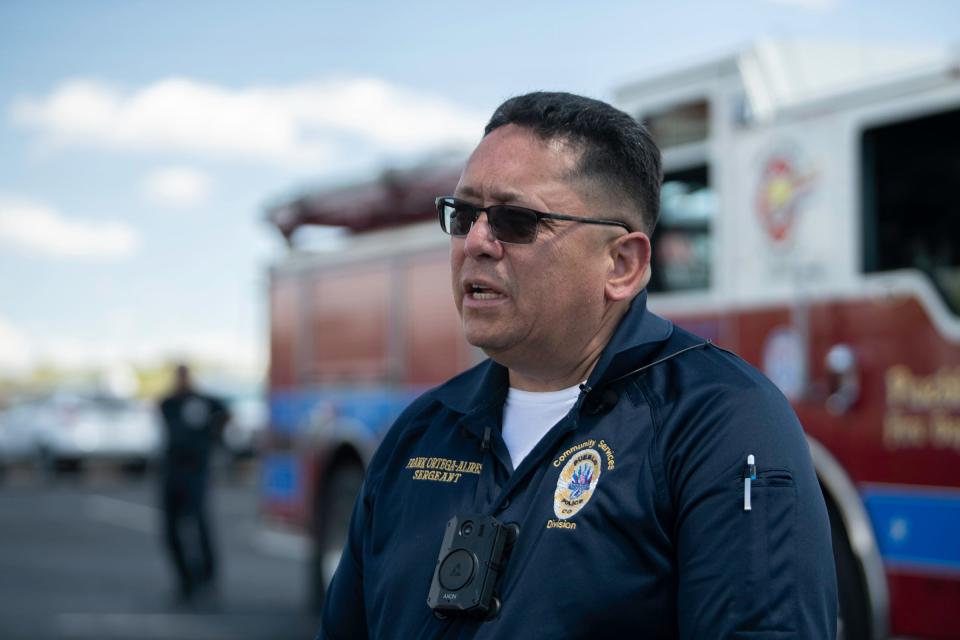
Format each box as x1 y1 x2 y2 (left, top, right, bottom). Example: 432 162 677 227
460 521 474 536
438 549 475 590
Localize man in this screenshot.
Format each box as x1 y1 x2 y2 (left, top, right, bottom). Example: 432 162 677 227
158 364 229 603
319 92 837 638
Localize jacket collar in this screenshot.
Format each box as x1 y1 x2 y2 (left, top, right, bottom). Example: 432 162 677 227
433 290 673 417
583 289 673 389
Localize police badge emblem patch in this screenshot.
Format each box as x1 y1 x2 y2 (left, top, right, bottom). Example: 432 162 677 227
553 449 602 519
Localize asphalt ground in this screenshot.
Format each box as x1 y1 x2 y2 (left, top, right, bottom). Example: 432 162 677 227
0 463 320 640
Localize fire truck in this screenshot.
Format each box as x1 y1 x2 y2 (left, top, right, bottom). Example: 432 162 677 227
262 41 960 639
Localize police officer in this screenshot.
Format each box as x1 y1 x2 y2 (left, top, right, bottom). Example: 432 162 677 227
318 92 837 638
158 364 229 603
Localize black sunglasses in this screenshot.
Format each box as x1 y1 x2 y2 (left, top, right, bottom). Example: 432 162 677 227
436 196 631 245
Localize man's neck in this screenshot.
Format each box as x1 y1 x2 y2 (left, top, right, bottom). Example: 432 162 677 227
506 335 608 392
498 301 629 392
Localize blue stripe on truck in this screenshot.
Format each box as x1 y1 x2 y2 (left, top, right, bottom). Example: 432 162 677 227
268 387 419 438
262 453 300 502
862 485 960 573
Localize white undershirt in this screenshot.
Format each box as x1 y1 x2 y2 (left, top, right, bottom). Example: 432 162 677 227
502 383 582 470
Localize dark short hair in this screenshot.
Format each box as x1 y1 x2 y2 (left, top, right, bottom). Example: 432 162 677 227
485 91 662 233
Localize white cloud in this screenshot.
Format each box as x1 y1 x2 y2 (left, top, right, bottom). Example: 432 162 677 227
11 77 486 168
0 196 140 260
141 166 212 208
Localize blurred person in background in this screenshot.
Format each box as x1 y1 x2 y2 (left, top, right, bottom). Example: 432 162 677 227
318 92 836 639
158 363 230 604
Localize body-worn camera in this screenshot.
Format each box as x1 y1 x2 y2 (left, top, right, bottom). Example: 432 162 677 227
427 514 519 619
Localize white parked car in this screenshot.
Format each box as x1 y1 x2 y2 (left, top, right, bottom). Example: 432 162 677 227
222 394 267 459
24 393 161 473
0 401 41 473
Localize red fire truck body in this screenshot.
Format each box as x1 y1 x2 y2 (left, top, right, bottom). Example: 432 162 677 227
263 42 960 639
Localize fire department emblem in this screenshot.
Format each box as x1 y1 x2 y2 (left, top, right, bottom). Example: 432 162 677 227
553 449 602 520
755 145 816 244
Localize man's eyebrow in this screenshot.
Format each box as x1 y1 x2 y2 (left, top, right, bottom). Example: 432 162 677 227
452 185 526 203
454 184 482 199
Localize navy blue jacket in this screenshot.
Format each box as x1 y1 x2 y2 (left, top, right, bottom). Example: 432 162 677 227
319 293 837 639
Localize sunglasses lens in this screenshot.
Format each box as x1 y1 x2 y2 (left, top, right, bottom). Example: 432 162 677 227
439 200 475 236
489 206 538 243
437 199 539 243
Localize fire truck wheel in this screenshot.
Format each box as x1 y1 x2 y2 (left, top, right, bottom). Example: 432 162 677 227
310 459 365 613
827 497 871 640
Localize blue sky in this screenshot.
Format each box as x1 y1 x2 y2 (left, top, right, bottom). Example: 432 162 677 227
1 0 958 378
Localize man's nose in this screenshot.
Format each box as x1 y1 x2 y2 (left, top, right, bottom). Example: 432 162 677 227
463 212 503 259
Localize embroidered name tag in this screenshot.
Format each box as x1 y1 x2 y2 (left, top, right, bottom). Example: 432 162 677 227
405 457 483 484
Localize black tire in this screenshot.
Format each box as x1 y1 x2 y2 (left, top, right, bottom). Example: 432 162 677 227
309 460 364 613
121 459 149 477
827 498 872 640
55 457 83 474
36 448 77 481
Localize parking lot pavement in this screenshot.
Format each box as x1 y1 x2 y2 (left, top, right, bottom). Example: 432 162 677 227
0 466 319 640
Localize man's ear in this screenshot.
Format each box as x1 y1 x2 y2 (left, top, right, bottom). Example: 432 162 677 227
604 232 651 302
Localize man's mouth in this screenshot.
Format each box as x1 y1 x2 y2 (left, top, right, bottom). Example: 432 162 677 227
465 282 506 301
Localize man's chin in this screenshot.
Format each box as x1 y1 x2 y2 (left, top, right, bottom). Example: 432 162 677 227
463 331 510 356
